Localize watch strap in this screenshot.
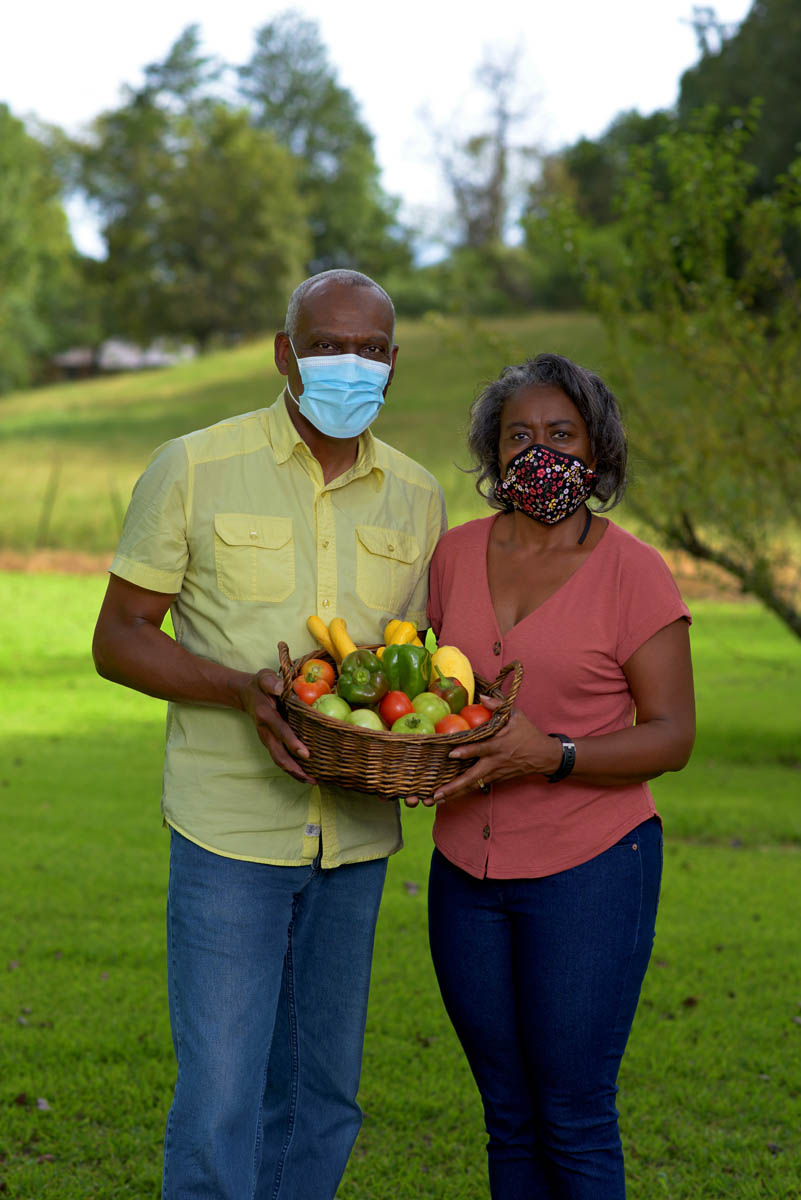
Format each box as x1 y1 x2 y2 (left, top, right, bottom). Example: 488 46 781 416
546 733 576 783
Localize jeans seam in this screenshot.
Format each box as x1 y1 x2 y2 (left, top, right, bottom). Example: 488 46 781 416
606 827 646 1080
250 1021 270 1199
270 902 300 1200
163 885 182 1198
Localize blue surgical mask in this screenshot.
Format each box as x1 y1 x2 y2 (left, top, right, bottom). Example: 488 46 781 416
286 339 391 438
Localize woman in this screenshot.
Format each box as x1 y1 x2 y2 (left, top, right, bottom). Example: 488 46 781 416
418 353 695 1199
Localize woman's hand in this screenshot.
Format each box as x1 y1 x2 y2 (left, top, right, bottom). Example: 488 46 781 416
420 619 695 806
417 698 562 806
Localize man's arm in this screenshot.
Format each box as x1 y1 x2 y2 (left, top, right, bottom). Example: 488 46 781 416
92 574 314 783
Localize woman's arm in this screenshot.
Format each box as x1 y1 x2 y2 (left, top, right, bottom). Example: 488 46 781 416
426 618 695 804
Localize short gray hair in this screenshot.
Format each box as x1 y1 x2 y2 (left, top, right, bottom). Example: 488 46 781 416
467 353 628 511
285 270 395 339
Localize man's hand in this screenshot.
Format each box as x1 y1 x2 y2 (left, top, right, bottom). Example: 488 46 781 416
239 670 316 784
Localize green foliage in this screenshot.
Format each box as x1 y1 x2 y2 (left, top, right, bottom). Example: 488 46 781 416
2 576 801 1196
0 106 96 392
550 107 801 638
532 109 675 229
76 29 309 349
238 11 412 278
679 0 801 191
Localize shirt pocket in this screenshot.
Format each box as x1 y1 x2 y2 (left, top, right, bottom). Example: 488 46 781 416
213 514 295 603
355 524 421 614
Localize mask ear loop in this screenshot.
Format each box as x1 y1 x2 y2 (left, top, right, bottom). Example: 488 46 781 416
577 507 593 545
285 338 302 408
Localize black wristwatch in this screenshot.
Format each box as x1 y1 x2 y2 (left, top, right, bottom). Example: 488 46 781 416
546 733 576 783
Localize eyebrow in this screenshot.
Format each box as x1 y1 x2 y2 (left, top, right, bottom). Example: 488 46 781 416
505 418 577 430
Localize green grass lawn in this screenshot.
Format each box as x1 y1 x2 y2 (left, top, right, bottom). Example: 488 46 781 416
2 571 800 1198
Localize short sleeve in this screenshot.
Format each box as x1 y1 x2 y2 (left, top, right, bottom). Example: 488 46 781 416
615 542 691 665
109 438 190 594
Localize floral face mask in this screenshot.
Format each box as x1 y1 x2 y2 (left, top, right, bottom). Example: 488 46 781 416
494 443 597 525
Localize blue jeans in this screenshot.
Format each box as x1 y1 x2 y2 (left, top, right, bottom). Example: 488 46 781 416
428 819 662 1200
162 829 388 1200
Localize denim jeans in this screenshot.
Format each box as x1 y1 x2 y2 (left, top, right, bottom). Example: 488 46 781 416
162 829 387 1200
428 818 662 1200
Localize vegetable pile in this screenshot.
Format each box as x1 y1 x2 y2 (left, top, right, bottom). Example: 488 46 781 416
297 615 491 735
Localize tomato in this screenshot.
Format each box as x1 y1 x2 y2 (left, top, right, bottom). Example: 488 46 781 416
302 658 336 687
379 689 414 726
434 713 471 734
460 703 492 728
292 677 331 705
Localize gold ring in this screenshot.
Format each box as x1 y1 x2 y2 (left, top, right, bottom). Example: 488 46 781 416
477 778 488 792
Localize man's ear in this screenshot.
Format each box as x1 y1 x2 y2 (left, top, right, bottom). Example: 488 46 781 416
274 331 291 377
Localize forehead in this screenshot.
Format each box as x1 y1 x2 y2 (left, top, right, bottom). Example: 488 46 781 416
501 384 583 424
295 282 394 343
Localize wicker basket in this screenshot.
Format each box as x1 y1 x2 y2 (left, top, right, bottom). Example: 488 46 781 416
278 642 523 800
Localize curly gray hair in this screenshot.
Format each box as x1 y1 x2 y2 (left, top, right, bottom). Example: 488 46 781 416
467 353 627 511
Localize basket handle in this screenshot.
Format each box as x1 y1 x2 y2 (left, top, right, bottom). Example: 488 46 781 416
485 659 523 711
277 641 295 703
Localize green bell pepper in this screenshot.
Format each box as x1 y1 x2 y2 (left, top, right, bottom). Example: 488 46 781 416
382 643 431 701
337 649 389 708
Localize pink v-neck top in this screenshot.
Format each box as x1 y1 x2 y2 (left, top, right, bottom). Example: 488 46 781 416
427 516 691 879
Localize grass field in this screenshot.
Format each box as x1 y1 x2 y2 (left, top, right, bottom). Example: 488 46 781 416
2 571 801 1199
2 317 800 1196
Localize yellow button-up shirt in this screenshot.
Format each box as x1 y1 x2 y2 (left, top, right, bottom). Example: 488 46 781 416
110 395 447 867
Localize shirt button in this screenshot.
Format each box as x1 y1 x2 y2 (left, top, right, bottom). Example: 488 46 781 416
482 825 491 839
493 641 501 655
322 599 330 608
250 529 258 539
321 539 329 549
387 543 395 551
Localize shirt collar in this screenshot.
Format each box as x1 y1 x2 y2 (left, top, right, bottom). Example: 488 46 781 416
265 392 384 483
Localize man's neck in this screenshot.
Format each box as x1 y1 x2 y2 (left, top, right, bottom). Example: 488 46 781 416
283 391 360 484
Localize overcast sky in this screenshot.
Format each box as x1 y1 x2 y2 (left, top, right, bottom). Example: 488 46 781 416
2 0 753 253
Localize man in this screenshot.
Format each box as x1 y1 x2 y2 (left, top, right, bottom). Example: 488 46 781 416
92 270 446 1199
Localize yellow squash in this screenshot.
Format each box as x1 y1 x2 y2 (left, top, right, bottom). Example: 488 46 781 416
384 618 418 646
306 615 336 659
328 617 358 663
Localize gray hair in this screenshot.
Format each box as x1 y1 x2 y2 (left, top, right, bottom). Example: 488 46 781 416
285 270 395 340
467 353 628 511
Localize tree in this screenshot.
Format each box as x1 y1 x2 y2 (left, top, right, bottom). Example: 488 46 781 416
679 0 801 191
75 27 309 348
521 110 674 309
0 105 94 392
531 110 674 230
238 11 412 277
552 108 801 639
423 47 542 313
